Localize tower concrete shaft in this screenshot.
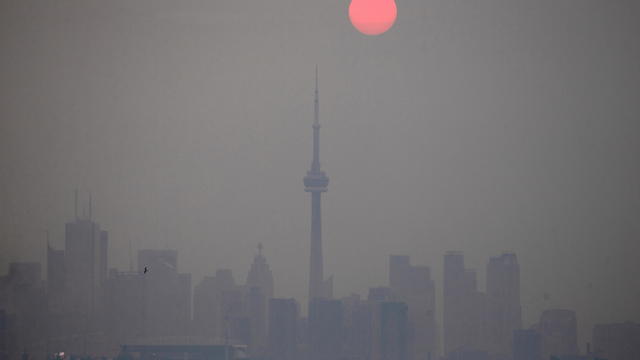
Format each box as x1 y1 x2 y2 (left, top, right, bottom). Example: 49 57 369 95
304 67 329 301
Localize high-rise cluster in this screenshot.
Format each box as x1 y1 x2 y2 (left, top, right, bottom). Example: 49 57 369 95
2 73 640 360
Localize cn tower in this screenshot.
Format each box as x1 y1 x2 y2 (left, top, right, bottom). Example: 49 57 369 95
304 67 331 301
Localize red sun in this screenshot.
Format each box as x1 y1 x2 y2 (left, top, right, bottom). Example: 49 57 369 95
348 0 397 36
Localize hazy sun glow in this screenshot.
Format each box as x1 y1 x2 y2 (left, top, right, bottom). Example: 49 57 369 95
348 0 397 36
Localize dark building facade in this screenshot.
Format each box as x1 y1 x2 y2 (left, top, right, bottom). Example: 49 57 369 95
245 244 274 354
513 329 541 360
537 309 579 359
0 263 46 360
372 302 408 360
268 299 299 360
389 255 437 360
341 295 373 360
443 252 486 357
137 249 191 338
104 270 145 347
592 322 640 360
486 253 522 358
193 269 237 342
308 298 344 360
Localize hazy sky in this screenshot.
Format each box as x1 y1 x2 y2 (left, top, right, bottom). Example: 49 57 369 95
1 0 639 349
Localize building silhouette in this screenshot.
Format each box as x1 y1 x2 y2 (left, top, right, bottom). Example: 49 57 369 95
513 329 541 360
43 196 111 355
104 270 145 347
443 252 486 358
486 253 522 357
0 263 45 360
372 302 408 360
388 255 437 360
592 322 640 360
245 243 274 354
308 298 344 360
137 249 191 338
304 68 332 302
536 309 579 359
341 294 373 360
268 298 299 360
64 207 109 334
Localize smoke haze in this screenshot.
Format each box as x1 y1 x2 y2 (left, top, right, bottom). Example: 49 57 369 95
1 0 639 350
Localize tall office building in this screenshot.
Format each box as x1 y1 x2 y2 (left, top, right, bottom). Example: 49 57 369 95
245 243 274 353
246 243 274 301
0 309 8 360
0 263 46 359
103 270 145 346
389 255 437 360
193 270 237 341
64 208 109 329
372 302 408 360
592 322 640 360
304 68 331 302
137 249 191 338
486 253 522 357
308 298 344 360
443 252 486 357
513 329 541 360
341 294 373 360
537 309 579 359
41 195 110 355
268 299 299 360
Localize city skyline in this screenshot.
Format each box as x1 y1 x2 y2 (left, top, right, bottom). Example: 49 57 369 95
0 75 637 359
2 1 640 359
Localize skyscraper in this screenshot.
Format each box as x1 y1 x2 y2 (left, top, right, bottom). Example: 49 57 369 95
246 243 274 301
513 329 541 360
372 302 408 360
64 213 109 323
443 252 486 357
268 298 299 360
137 249 191 338
304 67 331 301
486 253 522 357
536 309 579 359
308 298 344 360
592 322 640 360
388 255 437 360
245 243 274 354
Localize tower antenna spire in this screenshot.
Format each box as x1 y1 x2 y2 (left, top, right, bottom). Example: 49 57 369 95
74 188 78 220
304 65 331 302
314 65 319 127
129 239 134 272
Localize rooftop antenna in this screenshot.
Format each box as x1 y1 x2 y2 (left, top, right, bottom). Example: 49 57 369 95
74 188 78 220
88 193 93 220
258 243 263 257
129 239 134 272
